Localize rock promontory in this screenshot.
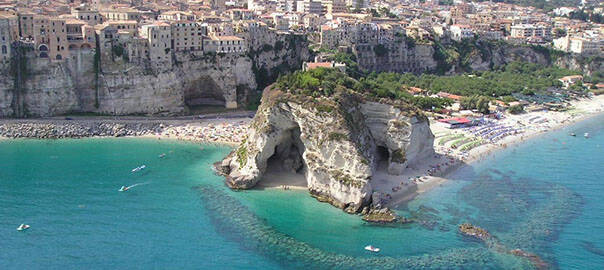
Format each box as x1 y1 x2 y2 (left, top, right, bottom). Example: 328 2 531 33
216 69 435 213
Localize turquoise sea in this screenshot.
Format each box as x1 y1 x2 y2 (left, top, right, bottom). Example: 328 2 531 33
1 114 603 269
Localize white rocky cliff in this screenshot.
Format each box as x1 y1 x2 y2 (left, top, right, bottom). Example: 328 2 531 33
216 86 435 214
0 33 310 117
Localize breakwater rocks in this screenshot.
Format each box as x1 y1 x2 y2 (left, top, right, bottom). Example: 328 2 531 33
196 185 496 270
509 249 549 270
0 121 164 139
458 223 550 270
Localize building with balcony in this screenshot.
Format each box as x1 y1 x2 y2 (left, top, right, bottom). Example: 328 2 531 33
203 35 247 54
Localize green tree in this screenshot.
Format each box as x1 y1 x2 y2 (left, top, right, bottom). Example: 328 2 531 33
508 104 524 114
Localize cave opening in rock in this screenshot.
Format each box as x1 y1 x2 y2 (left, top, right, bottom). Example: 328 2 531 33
262 127 308 188
376 145 390 171
184 76 226 114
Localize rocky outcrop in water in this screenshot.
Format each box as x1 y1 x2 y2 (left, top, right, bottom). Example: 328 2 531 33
216 82 435 213
458 222 550 270
458 223 491 241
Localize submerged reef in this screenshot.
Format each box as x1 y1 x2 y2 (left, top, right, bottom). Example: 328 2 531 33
195 185 512 270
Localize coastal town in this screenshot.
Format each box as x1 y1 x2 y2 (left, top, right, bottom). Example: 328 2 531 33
0 0 601 69
0 0 603 201
2 1 604 268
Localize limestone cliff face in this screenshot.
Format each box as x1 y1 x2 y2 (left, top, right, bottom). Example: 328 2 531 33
555 55 603 77
0 33 310 117
455 42 601 75
217 88 434 213
246 33 311 87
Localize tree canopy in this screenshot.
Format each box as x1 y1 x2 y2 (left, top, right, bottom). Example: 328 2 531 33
275 61 581 111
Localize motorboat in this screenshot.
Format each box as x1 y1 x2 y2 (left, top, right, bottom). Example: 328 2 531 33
17 224 30 231
158 153 166 158
131 165 146 172
118 186 129 192
570 133 576 136
364 245 380 252
584 133 590 138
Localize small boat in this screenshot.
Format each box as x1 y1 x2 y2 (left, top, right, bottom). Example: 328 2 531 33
570 133 576 137
17 224 30 231
131 165 146 172
584 133 590 138
118 186 129 192
364 245 380 253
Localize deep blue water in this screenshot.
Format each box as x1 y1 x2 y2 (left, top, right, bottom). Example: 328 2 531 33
0 113 603 269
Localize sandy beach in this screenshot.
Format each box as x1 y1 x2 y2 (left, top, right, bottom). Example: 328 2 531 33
379 95 604 207
139 118 251 146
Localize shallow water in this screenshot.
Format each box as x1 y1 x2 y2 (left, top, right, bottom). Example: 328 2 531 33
1 114 603 269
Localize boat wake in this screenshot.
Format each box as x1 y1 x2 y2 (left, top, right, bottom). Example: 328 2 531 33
119 182 150 192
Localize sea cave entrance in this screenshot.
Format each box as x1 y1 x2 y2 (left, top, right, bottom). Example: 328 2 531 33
376 145 390 171
261 126 308 189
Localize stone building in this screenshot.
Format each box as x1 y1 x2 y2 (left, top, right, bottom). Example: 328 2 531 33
296 0 325 15
64 18 95 51
510 23 552 41
139 22 172 63
321 20 431 73
33 16 68 61
325 0 347 14
346 0 369 9
18 11 35 39
170 21 206 52
71 5 103 26
158 11 196 22
104 20 138 34
450 24 474 41
554 35 602 56
203 35 247 54
0 12 18 64
100 8 142 22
